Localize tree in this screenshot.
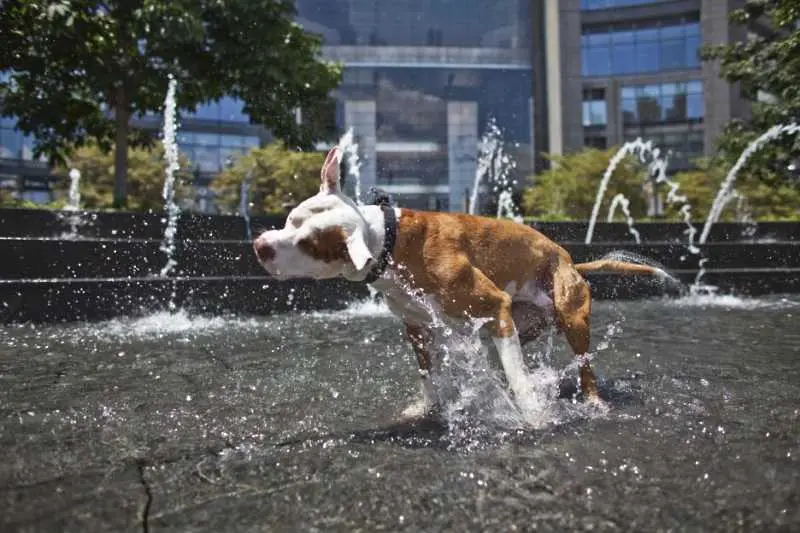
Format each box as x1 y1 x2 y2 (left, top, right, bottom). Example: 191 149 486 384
521 147 650 221
671 157 800 221
0 0 341 208
212 142 324 215
52 143 193 211
700 0 800 180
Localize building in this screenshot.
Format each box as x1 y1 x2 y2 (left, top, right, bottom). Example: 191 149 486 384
1 0 749 210
295 0 535 212
540 0 750 171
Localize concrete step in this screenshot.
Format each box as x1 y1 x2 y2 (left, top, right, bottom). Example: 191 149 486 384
2 238 800 280
2 268 798 323
3 207 798 243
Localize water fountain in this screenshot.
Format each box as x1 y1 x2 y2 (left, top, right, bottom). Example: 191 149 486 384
60 168 84 239
469 118 521 221
606 193 641 244
699 122 800 244
239 167 253 241
337 128 363 205
158 76 181 279
3 83 800 533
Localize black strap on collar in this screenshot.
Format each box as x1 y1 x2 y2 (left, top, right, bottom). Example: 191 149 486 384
364 203 397 284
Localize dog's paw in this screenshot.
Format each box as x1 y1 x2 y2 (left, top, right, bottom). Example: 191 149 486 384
399 397 441 421
400 397 429 420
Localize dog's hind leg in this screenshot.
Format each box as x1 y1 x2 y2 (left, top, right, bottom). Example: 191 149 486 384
401 322 439 419
432 258 531 408
552 263 599 401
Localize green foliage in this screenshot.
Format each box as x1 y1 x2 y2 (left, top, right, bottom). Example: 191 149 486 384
671 158 800 221
699 0 800 193
52 143 193 212
211 142 325 215
0 189 62 210
0 0 342 205
521 148 649 221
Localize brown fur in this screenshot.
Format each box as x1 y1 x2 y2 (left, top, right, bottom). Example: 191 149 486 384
297 226 350 264
391 209 663 398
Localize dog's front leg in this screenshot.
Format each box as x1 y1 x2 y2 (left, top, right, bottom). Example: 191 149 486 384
401 322 439 419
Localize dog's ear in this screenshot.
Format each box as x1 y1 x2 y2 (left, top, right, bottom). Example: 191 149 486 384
345 226 373 271
320 146 341 194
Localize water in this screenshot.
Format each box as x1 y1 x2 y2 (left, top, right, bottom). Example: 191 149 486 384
470 118 520 220
65 168 81 212
2 296 798 531
699 122 800 244
606 193 641 244
239 169 253 241
337 128 362 204
587 139 673 244
59 168 84 239
158 76 181 279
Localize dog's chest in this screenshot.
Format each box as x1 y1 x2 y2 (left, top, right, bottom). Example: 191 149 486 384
371 276 441 325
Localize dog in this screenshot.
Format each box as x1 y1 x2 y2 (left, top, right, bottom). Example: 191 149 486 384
253 146 666 417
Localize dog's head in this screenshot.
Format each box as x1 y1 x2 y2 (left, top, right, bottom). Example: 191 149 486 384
252 146 375 281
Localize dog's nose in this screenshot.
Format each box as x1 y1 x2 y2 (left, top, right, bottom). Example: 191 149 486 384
253 239 276 263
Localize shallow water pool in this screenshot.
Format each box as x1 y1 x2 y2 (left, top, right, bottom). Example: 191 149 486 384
1 294 799 531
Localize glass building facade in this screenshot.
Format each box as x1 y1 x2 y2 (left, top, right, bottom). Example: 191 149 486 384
296 0 534 211
579 0 706 171
581 0 675 10
581 19 701 77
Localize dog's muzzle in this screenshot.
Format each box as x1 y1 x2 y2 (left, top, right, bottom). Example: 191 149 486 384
253 238 276 264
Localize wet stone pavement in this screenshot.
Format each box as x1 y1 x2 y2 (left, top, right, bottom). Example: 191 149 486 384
1 296 799 532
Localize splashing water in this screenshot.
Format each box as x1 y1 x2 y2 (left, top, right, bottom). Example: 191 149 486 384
607 193 641 244
239 168 253 241
337 128 362 205
374 266 600 440
65 168 81 212
159 76 181 280
699 123 800 244
496 190 523 223
470 118 520 220
587 139 670 244
60 168 84 239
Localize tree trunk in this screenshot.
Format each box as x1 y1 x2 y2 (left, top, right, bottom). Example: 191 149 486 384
113 93 130 209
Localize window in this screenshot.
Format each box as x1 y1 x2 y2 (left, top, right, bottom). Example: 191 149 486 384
582 19 701 77
178 132 260 173
582 0 673 10
0 117 39 161
185 97 250 123
295 0 532 49
622 128 704 169
584 136 608 150
582 88 608 127
621 80 703 125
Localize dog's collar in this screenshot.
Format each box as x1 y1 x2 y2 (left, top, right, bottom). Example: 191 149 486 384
364 204 397 284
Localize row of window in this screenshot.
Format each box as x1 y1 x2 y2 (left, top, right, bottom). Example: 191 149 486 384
176 133 260 173
0 117 43 161
624 128 704 167
622 80 703 124
583 80 704 128
583 128 704 168
581 0 671 10
341 67 533 144
183 97 250 124
295 0 532 49
582 20 701 77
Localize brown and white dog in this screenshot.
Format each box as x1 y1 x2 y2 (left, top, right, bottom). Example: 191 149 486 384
253 146 666 417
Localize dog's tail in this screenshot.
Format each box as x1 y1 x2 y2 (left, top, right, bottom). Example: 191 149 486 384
574 259 662 277
573 250 675 281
